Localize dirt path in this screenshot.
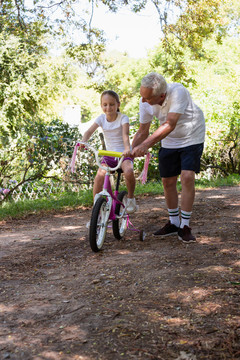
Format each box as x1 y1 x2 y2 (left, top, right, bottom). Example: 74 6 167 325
0 186 240 360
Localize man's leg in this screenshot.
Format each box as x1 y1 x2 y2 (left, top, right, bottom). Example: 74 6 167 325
180 170 195 212
154 176 180 236
162 176 178 209
178 169 196 242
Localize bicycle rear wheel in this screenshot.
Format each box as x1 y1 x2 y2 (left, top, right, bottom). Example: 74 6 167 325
112 190 128 240
89 197 109 252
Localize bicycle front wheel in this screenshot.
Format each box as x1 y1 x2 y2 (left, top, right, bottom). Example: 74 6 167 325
112 190 128 240
89 197 109 252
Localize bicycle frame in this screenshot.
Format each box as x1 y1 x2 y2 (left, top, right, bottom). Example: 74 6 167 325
73 141 126 221
71 141 145 252
99 167 126 222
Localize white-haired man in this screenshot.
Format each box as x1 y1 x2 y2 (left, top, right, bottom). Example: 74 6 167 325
132 72 205 242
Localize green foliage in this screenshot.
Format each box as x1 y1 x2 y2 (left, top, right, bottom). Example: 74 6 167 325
166 0 226 53
202 102 240 175
99 0 147 12
0 31 85 140
0 32 42 136
148 41 197 86
65 27 106 78
2 0 239 70
0 1 101 140
188 38 240 175
0 119 82 204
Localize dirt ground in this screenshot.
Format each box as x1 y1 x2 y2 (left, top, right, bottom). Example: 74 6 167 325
0 186 240 360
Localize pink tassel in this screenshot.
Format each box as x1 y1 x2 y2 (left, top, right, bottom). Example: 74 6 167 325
141 152 150 184
70 142 81 173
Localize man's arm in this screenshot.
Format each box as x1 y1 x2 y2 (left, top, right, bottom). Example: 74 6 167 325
132 122 151 149
132 112 181 157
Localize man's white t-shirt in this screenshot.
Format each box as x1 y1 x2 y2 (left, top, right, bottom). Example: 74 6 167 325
94 113 129 152
139 83 205 148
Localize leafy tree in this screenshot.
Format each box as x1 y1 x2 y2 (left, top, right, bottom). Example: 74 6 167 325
201 102 240 176
186 37 240 175
0 34 82 139
2 0 235 79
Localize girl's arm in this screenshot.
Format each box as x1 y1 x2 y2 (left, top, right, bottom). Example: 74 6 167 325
82 123 99 144
122 123 131 157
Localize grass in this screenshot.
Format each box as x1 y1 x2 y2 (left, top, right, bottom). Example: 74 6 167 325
0 174 239 221
0 189 93 220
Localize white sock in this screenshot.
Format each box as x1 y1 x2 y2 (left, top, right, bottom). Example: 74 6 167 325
180 210 192 228
168 208 180 227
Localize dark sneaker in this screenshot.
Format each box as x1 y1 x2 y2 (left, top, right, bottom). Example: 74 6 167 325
178 226 196 243
153 221 179 237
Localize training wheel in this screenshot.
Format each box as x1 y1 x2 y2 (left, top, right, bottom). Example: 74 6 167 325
139 230 146 241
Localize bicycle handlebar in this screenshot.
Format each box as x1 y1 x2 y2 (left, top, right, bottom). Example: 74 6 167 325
98 149 122 158
76 141 125 172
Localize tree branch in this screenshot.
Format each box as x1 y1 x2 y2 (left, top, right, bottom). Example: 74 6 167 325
36 1 65 10
14 0 26 30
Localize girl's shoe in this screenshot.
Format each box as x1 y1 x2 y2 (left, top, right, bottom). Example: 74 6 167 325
126 198 139 214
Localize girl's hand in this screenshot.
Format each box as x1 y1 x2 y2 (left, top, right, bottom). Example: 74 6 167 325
122 149 131 157
79 143 87 150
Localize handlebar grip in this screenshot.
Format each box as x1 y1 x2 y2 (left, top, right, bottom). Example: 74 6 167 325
98 150 123 158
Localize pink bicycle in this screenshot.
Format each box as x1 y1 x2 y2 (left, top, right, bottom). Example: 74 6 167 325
74 142 145 252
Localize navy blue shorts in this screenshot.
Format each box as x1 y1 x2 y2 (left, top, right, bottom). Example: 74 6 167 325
158 143 204 178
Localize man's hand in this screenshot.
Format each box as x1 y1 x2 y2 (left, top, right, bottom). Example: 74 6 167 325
131 143 149 158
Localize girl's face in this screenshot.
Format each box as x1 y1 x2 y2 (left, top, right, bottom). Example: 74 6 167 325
101 94 119 117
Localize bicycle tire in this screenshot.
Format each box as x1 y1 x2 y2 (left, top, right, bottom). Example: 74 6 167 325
89 197 109 252
112 190 128 240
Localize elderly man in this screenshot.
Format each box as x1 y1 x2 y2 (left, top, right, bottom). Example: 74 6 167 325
132 72 205 242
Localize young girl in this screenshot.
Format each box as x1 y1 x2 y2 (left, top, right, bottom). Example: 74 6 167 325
82 90 138 214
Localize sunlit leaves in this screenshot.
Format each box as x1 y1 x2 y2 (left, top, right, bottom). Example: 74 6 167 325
98 0 147 12
0 30 84 141
166 0 224 56
1 0 238 78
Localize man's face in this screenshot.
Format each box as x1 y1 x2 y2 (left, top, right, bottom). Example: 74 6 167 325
140 86 166 106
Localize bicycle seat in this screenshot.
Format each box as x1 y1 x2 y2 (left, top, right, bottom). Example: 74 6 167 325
110 168 123 175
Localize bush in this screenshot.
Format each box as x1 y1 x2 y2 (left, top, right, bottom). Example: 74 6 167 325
0 117 105 204
203 102 240 176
